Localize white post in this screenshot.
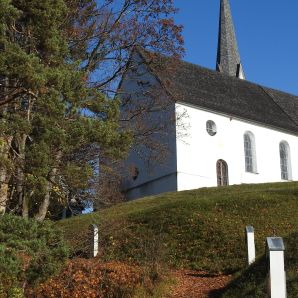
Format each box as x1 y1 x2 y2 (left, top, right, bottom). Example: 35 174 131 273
245 226 255 265
90 224 99 258
266 237 286 298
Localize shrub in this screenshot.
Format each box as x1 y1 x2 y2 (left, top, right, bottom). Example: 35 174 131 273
27 259 143 297
27 258 173 298
0 214 69 296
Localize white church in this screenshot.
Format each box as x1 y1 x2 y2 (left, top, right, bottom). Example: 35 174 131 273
120 0 298 200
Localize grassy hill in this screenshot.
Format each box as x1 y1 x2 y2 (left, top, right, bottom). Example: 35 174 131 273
59 182 298 296
59 182 298 271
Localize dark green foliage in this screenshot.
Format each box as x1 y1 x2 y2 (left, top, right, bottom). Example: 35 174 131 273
1 0 184 219
0 214 69 295
0 0 132 219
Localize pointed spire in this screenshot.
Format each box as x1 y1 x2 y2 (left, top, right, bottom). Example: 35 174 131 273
216 0 245 79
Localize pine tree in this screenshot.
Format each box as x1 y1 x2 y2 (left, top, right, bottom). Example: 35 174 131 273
0 0 131 219
0 0 183 219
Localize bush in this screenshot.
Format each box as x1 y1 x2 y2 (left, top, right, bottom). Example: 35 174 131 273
0 214 69 296
27 258 173 298
27 259 143 297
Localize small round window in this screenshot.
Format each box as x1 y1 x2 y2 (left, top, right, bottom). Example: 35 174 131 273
206 120 217 136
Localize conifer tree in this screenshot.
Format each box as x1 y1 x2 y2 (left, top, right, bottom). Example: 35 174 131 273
0 0 183 219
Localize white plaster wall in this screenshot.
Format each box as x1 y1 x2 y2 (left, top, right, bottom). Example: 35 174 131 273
123 136 177 200
176 102 298 191
120 52 177 200
125 173 177 200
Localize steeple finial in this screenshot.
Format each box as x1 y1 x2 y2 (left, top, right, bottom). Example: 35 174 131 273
216 0 245 79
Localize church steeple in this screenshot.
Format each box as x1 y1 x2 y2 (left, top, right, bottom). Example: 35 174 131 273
216 0 245 79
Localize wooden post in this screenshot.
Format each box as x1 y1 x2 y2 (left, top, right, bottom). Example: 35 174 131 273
245 226 255 265
90 224 99 258
266 237 286 298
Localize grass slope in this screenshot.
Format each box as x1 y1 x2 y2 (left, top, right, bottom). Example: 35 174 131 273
59 182 298 276
217 230 298 298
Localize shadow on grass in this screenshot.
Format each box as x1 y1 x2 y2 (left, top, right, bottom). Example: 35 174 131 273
209 231 298 298
208 256 267 298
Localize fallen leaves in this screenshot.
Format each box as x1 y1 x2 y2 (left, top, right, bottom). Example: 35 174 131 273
168 270 232 298
26 259 143 298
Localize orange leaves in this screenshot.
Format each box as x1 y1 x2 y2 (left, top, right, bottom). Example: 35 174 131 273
170 269 232 298
26 259 143 297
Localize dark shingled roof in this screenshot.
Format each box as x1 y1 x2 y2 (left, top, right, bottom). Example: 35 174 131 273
138 49 298 134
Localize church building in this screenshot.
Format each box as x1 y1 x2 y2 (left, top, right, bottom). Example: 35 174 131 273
120 0 298 200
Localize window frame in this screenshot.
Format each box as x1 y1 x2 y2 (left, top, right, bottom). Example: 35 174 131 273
279 141 292 181
243 131 257 173
206 120 217 136
216 159 229 186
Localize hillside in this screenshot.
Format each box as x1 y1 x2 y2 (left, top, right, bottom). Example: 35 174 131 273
59 182 298 296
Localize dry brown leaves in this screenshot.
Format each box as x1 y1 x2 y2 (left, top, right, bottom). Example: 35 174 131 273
168 270 232 298
26 259 143 298
26 259 232 298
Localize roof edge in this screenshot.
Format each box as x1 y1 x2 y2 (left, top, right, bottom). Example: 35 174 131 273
176 100 298 136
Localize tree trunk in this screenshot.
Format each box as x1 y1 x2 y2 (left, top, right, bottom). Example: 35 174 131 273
9 87 34 217
35 151 62 221
0 170 9 215
0 136 13 215
35 181 52 222
22 195 29 218
15 134 28 217
0 77 12 215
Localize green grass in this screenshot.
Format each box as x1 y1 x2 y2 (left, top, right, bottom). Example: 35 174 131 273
59 182 298 275
216 231 298 298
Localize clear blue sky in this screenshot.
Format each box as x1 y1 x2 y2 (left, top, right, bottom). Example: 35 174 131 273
174 0 298 95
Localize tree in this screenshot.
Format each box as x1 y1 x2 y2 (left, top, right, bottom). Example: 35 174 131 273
0 0 131 219
0 0 184 219
67 0 184 91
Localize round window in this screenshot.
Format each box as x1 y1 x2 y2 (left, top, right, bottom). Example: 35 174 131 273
206 120 217 136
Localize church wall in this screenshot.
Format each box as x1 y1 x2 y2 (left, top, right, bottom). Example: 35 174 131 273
176 102 298 191
124 173 177 200
123 135 178 200
120 52 178 200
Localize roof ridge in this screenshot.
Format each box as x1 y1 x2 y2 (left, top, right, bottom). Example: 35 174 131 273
137 47 298 97
265 86 298 98
259 86 298 128
178 59 298 97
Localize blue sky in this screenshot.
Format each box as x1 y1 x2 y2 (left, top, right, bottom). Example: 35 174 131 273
174 0 298 95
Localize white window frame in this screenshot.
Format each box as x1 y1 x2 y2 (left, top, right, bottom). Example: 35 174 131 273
279 141 292 181
244 132 257 173
206 120 217 136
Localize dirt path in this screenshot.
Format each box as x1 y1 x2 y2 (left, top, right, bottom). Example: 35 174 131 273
168 270 232 298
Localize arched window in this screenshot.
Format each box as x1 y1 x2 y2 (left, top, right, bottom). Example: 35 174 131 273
280 141 292 180
244 132 257 173
216 159 229 186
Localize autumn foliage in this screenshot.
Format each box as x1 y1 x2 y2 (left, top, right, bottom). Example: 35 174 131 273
26 259 144 298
